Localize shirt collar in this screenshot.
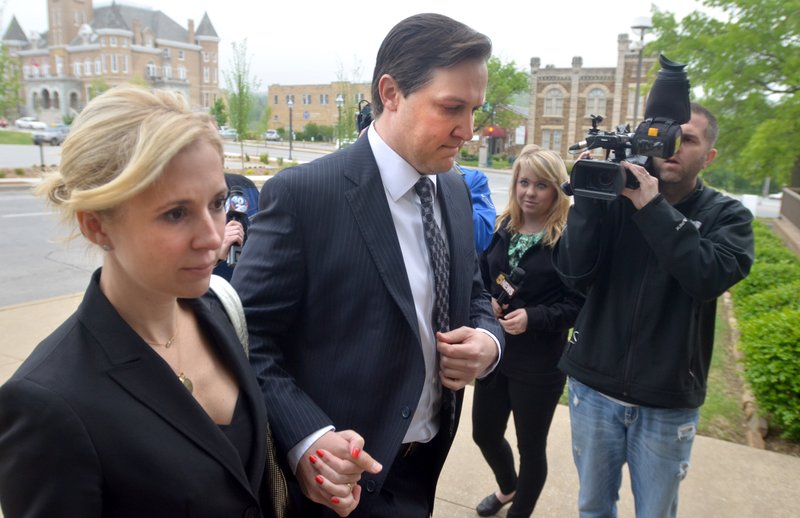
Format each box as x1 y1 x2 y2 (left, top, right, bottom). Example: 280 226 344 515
367 124 438 202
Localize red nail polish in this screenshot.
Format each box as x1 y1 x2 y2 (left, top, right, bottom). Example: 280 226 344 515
309 454 318 464
352 447 360 459
316 449 325 458
315 475 324 485
331 497 340 504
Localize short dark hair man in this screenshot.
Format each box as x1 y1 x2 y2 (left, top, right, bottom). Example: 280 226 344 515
553 103 754 517
232 13 502 517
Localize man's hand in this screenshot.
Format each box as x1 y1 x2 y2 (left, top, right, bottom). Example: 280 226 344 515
295 430 382 517
499 308 527 336
218 220 245 262
621 161 659 209
436 326 498 390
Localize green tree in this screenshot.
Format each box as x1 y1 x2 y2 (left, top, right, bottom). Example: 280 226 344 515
474 57 529 132
88 78 110 100
225 39 260 165
0 45 22 117
210 97 227 128
649 0 800 190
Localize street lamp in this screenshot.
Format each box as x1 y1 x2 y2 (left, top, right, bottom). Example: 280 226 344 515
287 98 293 161
631 16 652 125
335 94 344 148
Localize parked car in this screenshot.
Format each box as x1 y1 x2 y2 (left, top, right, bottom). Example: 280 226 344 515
32 124 70 146
219 127 238 141
264 129 281 141
15 116 47 130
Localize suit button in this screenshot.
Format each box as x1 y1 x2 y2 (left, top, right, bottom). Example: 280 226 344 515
401 406 411 419
366 480 377 493
242 507 258 518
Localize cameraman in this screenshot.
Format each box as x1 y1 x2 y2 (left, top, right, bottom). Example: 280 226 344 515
553 103 754 518
213 172 259 281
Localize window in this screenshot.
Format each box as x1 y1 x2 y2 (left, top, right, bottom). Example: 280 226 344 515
274 95 279 105
319 93 329 104
541 129 562 151
203 93 209 108
178 66 187 80
111 55 118 73
544 89 563 117
73 62 81 77
146 61 156 78
123 55 129 73
110 36 117 47
202 51 208 62
203 67 209 83
163 64 172 79
355 92 365 103
586 88 606 118
84 60 92 75
303 94 312 105
178 50 185 60
95 58 102 75
162 48 170 59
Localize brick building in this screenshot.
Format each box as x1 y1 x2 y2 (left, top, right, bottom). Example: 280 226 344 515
526 33 656 157
267 81 371 134
3 0 221 123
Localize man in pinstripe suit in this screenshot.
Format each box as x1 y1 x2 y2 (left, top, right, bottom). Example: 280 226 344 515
232 13 503 517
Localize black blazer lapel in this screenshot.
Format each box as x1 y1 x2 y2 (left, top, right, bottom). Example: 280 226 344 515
78 274 260 497
343 139 419 337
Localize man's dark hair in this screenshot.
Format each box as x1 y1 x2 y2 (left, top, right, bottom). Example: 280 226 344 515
370 13 492 118
690 102 719 148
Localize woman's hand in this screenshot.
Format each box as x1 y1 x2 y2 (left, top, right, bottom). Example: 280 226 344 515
499 308 528 336
217 220 245 262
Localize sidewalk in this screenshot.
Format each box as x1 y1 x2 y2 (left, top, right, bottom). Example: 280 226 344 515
2 295 799 517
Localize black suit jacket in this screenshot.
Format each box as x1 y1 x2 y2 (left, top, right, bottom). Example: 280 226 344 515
0 270 269 517
232 136 502 515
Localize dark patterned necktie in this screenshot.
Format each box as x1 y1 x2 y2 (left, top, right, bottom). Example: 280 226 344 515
414 177 450 332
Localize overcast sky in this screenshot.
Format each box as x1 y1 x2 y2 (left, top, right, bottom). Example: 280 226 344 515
3 0 718 89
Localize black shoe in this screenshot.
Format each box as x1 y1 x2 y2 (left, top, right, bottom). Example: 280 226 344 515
476 493 513 517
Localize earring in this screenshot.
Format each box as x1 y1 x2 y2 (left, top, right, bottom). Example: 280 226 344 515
102 244 112 251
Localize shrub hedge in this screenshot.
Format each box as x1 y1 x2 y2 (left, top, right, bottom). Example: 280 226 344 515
732 220 800 440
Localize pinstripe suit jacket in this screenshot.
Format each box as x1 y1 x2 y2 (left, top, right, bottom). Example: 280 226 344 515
231 135 501 514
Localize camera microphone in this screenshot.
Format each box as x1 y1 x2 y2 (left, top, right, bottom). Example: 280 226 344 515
569 141 587 152
225 186 249 266
495 267 526 306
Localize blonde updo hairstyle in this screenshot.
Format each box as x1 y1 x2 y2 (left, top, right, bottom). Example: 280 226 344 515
496 144 571 248
38 85 223 237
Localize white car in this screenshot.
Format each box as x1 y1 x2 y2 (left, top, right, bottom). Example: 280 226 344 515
15 117 47 130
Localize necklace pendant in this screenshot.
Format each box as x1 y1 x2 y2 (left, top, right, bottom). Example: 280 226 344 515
178 372 193 393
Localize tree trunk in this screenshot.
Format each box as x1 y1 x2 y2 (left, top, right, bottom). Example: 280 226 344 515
791 155 800 189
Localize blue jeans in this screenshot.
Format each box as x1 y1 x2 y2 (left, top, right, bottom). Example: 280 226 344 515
568 378 699 518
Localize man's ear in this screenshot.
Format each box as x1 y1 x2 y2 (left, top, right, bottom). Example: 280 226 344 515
378 74 401 113
77 210 111 249
703 147 718 169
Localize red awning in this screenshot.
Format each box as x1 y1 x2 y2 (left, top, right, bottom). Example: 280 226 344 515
481 126 507 138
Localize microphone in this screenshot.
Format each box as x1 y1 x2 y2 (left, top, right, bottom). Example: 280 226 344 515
568 140 587 151
225 186 249 266
495 267 525 306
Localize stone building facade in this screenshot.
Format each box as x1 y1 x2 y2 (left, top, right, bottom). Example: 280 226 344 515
267 81 371 134
3 0 221 123
527 33 656 158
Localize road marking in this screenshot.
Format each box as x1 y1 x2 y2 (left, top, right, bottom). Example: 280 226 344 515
2 211 55 218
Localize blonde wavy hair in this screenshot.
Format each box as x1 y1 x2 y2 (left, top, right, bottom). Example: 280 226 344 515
496 144 570 248
37 85 223 237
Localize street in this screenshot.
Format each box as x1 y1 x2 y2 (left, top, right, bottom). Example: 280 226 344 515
0 144 781 307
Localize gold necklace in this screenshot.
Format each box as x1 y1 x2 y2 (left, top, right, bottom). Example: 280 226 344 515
142 304 193 393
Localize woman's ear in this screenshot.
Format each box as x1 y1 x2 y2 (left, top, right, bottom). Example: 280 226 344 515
77 210 112 250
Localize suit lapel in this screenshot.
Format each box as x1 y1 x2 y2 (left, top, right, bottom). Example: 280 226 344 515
343 139 419 336
78 274 260 496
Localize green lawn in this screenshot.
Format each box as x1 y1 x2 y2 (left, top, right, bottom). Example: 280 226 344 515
0 130 34 145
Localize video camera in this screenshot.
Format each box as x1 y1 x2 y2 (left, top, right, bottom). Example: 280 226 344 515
356 100 373 133
562 54 691 201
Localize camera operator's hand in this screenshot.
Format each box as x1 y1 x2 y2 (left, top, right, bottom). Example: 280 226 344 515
621 161 659 210
218 220 245 262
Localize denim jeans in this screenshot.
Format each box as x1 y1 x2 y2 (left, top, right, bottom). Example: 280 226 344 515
568 378 699 518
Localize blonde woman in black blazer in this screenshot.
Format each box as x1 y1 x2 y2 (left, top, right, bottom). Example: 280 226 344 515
0 87 281 517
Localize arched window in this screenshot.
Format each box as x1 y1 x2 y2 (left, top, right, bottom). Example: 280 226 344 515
586 88 606 117
544 89 563 117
